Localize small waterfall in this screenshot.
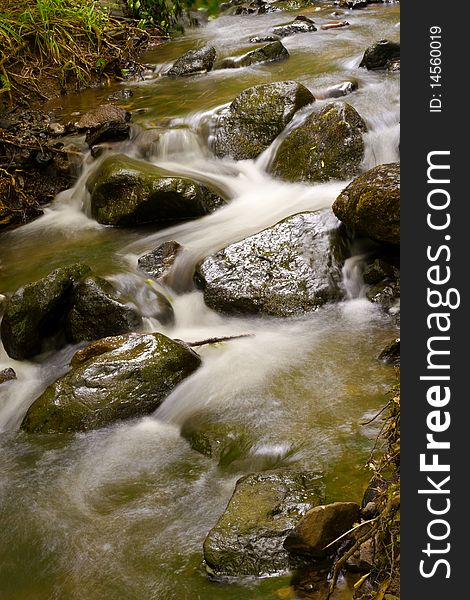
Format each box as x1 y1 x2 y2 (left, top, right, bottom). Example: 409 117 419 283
342 254 367 300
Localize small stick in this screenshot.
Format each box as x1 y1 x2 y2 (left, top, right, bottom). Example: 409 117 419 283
187 334 254 347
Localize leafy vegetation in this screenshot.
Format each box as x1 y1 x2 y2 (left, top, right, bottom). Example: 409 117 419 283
0 0 157 107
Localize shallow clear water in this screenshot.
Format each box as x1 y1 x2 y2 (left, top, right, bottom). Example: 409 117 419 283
0 2 399 598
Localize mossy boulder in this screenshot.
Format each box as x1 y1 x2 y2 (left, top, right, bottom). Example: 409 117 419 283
271 102 367 182
360 40 400 71
216 41 289 69
167 46 216 77
332 163 400 244
214 81 314 160
0 263 91 360
272 16 317 38
203 471 323 577
87 154 225 226
284 502 361 558
21 333 201 433
196 210 347 316
65 276 142 343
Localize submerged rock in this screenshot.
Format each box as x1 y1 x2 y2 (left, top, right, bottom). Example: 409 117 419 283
21 333 201 433
203 471 323 577
138 240 182 280
216 41 289 69
0 263 91 360
332 163 400 245
272 102 366 183
181 416 254 467
196 210 347 316
272 16 317 38
167 46 216 77
214 81 314 160
360 40 400 70
66 276 142 343
378 338 400 365
284 502 361 558
87 154 224 226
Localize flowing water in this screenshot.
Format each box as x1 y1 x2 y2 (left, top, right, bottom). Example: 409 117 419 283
0 2 400 599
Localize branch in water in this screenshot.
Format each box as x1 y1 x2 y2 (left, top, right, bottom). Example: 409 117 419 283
186 334 254 347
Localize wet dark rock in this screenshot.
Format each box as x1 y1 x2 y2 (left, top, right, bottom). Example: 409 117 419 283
203 471 323 577
85 121 130 147
360 39 400 70
66 276 142 343
367 279 400 313
214 81 314 160
378 338 400 365
76 104 131 147
216 41 289 69
0 263 91 360
323 80 358 98
249 35 281 44
107 89 134 101
87 154 225 226
284 502 361 558
196 210 347 316
21 333 201 433
338 0 368 8
363 258 399 285
167 46 216 77
272 102 366 183
333 163 400 244
272 15 317 38
0 368 16 384
388 58 400 72
138 240 182 280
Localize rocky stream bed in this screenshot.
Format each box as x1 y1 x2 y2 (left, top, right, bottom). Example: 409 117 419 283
0 2 400 599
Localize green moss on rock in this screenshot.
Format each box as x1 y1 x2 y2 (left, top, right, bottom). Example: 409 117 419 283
271 102 367 183
87 154 225 226
214 81 314 160
21 333 201 433
203 471 323 577
332 163 400 244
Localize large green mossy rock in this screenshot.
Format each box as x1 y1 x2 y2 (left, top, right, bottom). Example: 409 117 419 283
332 163 400 244
66 276 142 343
21 333 201 433
214 81 314 160
0 263 91 360
196 210 347 316
271 102 367 183
203 471 323 577
87 155 224 226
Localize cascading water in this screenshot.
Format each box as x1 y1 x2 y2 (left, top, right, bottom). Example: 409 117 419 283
0 3 400 599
